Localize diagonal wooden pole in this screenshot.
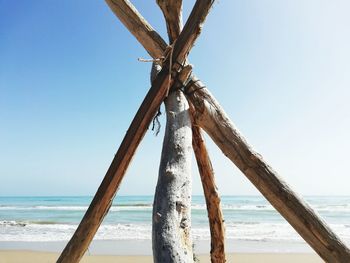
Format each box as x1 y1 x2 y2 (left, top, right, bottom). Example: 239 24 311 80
191 109 226 263
57 1 215 262
157 0 183 44
57 64 172 263
104 1 350 261
106 0 167 59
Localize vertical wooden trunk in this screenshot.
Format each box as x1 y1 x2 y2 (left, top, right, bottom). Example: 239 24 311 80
152 88 193 262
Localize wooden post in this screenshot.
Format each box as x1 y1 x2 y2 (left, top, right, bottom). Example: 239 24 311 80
152 2 194 262
152 64 194 263
153 89 193 262
103 2 350 260
191 117 226 263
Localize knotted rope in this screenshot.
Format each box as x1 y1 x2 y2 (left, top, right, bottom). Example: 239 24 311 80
138 42 177 135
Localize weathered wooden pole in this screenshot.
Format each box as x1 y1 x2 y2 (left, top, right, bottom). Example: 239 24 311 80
57 59 173 263
191 113 226 263
185 80 350 263
103 2 350 261
105 0 167 59
57 1 215 262
152 1 194 262
152 88 193 262
152 64 194 263
157 0 183 43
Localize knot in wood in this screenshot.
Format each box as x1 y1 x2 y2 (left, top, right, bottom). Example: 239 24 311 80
176 201 186 213
154 212 162 223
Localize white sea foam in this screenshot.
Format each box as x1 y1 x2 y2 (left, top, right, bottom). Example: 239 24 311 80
1 196 349 245
1 220 349 243
2 203 350 212
0 205 153 211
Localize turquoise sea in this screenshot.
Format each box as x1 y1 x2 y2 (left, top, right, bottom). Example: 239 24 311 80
0 196 349 244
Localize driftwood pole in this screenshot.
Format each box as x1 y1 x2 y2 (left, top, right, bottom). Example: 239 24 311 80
152 1 194 262
152 88 193 262
157 0 183 44
105 0 167 59
104 2 350 261
191 113 226 263
152 64 194 263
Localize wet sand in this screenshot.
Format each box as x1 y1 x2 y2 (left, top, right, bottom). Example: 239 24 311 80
0 251 323 263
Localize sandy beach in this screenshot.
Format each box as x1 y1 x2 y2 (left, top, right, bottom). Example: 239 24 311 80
0 251 323 263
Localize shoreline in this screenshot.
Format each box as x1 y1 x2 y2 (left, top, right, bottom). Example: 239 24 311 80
0 238 324 262
0 239 315 255
0 250 323 263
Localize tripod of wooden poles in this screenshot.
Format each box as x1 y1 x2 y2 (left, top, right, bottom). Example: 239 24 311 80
56 1 350 262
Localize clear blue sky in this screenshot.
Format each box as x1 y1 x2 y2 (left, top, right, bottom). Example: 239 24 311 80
1 0 349 196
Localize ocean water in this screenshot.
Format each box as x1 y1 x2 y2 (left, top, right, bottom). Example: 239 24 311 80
0 195 350 245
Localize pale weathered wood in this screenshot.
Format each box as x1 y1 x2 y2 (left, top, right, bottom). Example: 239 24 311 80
185 80 350 263
152 86 193 262
171 0 214 68
157 0 183 43
152 91 193 262
191 118 226 263
152 60 194 262
105 3 350 260
58 1 215 262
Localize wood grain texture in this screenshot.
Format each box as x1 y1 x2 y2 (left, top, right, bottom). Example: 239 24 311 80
151 62 194 262
157 0 183 43
191 117 226 263
185 80 350 263
152 89 193 263
105 0 214 64
171 0 214 68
